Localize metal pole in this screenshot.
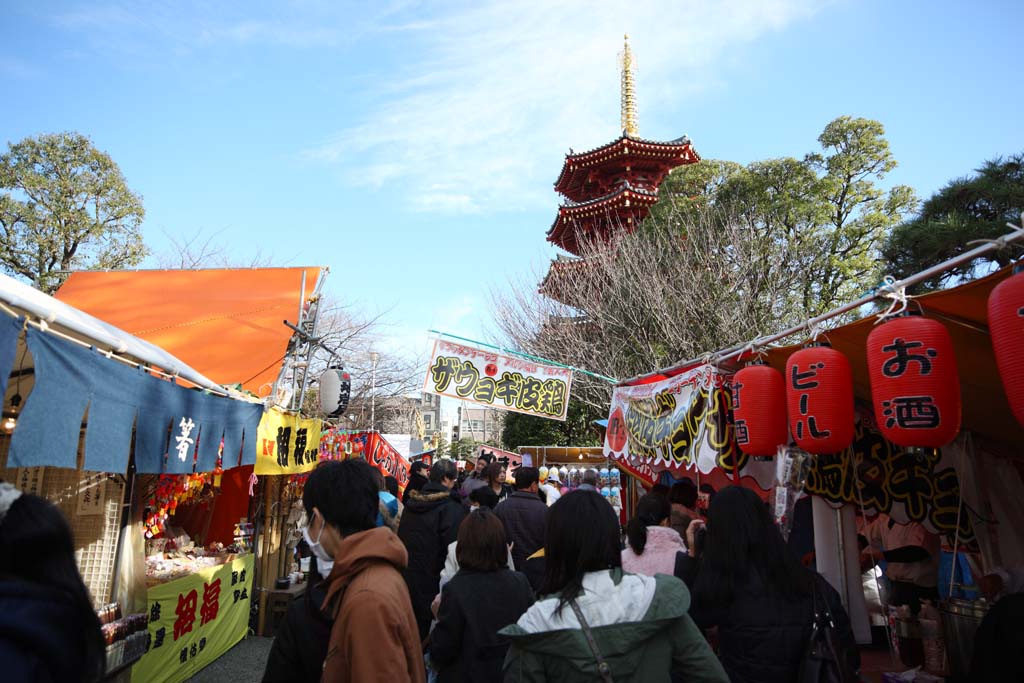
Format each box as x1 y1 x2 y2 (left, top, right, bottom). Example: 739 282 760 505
370 351 379 431
835 506 848 611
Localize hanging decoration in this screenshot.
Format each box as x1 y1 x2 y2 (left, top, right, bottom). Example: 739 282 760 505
732 361 788 456
989 263 1024 427
785 343 854 454
318 366 351 417
867 312 961 447
143 473 215 539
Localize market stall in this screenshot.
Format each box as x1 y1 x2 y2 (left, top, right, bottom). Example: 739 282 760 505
0 271 266 680
517 445 627 521
603 228 1024 679
46 266 322 682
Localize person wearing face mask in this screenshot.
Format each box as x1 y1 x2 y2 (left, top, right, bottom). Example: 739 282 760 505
263 459 424 683
262 506 335 681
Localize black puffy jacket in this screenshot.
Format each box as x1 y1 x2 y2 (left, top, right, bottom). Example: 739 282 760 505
675 553 859 683
397 482 468 639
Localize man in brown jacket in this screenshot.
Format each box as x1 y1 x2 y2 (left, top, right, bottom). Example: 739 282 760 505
304 459 425 683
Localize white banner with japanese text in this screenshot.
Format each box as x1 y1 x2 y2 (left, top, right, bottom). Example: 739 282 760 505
604 364 775 488
423 339 572 421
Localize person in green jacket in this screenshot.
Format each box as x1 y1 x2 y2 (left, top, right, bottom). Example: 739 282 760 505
501 490 728 683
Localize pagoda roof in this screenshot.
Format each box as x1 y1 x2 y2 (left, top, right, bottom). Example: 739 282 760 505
547 183 660 255
554 133 699 200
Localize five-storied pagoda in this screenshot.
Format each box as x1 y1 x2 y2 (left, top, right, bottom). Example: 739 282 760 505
541 35 700 300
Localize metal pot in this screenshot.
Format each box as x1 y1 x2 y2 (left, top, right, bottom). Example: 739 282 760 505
940 598 989 679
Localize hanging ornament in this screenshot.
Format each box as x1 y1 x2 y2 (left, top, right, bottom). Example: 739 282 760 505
732 360 788 456
318 366 351 417
988 262 1024 427
786 342 854 454
867 312 961 447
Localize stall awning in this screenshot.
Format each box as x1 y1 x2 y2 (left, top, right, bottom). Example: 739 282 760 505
56 267 321 394
0 273 264 473
0 272 222 393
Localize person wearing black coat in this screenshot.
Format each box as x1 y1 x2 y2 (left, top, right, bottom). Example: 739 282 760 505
429 510 535 683
494 467 547 570
403 461 430 505
261 571 331 683
398 459 468 640
674 486 859 683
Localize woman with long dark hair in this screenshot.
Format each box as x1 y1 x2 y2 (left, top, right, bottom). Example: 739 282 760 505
0 483 106 682
501 490 727 683
622 493 686 576
676 486 859 683
429 510 534 682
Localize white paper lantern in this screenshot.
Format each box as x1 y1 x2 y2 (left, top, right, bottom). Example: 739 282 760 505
319 366 351 417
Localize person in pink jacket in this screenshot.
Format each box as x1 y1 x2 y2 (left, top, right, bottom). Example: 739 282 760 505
622 493 686 576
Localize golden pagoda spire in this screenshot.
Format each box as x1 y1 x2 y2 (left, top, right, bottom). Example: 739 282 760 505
619 33 638 137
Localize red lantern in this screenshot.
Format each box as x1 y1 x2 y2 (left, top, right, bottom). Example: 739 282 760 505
732 362 788 456
867 313 961 448
988 263 1024 427
786 343 854 454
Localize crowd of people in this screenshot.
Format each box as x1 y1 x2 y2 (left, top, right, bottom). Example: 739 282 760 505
6 452 1022 682
260 457 864 683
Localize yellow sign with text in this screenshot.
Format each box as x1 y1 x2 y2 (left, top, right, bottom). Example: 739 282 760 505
254 408 323 475
132 554 254 683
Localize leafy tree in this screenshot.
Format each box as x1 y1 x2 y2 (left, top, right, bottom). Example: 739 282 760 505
882 154 1024 292
0 132 146 293
502 400 604 451
669 116 917 315
448 437 482 461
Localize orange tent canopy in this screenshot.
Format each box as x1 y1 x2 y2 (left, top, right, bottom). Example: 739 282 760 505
56 267 320 394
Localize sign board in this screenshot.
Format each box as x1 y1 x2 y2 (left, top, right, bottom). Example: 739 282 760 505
255 409 323 475
603 365 772 486
14 467 45 496
76 474 108 516
477 446 523 470
133 554 254 683
423 339 572 421
804 405 972 539
322 431 411 494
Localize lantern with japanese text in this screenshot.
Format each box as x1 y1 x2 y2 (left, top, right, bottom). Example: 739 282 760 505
785 343 854 454
732 361 788 456
988 263 1024 427
318 366 351 417
867 313 961 448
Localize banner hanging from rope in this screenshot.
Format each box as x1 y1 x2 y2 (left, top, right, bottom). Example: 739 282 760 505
603 364 775 488
423 339 573 421
254 408 322 475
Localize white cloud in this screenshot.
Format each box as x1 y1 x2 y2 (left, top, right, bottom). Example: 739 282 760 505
305 0 825 213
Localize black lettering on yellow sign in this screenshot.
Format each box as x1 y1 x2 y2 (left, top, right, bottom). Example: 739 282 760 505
623 386 743 475
428 356 569 418
803 418 972 540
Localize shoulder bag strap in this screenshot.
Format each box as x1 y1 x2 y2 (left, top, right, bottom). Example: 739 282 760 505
569 599 614 683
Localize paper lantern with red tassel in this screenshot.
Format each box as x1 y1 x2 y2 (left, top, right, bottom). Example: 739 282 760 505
867 313 961 448
732 362 788 456
786 343 855 454
989 263 1024 427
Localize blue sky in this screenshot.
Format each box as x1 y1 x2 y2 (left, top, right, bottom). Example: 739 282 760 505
2 0 1023 382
